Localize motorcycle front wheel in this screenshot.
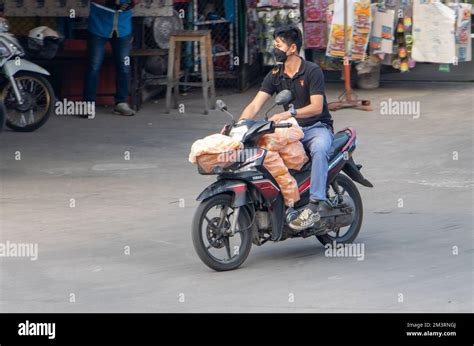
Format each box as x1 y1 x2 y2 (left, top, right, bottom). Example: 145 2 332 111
192 194 253 271
2 72 54 132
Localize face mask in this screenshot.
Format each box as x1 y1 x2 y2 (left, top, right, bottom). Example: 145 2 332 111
274 47 289 63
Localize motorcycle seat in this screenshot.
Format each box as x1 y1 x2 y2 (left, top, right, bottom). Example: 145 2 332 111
302 131 351 161
288 131 351 176
328 131 351 160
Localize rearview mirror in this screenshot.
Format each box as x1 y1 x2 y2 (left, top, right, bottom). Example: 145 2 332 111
216 100 227 111
275 90 293 106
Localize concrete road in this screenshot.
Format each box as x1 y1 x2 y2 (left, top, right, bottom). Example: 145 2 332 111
0 82 472 312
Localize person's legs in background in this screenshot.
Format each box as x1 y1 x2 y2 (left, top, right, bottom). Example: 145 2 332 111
111 33 135 116
84 33 108 104
289 123 333 231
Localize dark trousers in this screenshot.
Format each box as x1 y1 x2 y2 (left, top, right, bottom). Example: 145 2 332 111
84 32 131 104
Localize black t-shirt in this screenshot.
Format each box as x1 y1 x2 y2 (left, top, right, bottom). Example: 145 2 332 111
260 57 333 130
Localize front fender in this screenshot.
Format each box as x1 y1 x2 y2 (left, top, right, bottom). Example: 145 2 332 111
3 59 50 78
197 179 249 207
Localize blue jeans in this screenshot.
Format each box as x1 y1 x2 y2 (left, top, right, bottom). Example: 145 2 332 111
84 33 131 104
301 122 334 202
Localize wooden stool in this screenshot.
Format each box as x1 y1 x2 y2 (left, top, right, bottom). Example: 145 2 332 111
165 30 216 114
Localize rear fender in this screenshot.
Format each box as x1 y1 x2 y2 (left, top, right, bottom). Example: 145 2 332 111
342 157 373 188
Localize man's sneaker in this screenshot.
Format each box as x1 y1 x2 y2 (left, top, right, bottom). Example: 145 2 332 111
289 207 321 231
114 102 136 116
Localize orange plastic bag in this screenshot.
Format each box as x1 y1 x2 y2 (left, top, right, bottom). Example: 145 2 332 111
189 134 243 164
263 150 288 178
275 173 300 207
274 117 304 143
196 153 235 173
257 118 305 151
257 134 286 151
263 150 301 206
279 141 309 171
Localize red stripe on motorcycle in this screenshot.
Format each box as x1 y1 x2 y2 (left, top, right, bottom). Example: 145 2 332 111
341 127 356 152
253 180 280 199
298 178 311 193
229 184 246 193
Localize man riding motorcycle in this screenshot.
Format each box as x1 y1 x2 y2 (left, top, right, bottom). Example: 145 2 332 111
238 25 334 231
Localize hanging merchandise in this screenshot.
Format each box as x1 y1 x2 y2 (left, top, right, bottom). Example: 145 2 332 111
327 0 354 58
303 0 328 49
245 1 260 65
448 2 472 62
326 0 371 61
370 9 396 55
412 0 456 64
351 0 371 60
304 22 327 48
304 0 328 21
392 16 415 72
327 24 351 58
257 0 305 66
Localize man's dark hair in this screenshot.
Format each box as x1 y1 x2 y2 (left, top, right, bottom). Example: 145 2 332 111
273 25 303 53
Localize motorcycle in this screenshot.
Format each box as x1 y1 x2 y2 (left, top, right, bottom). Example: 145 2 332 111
192 90 374 271
0 18 54 132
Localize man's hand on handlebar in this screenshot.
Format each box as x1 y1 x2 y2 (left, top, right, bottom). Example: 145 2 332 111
269 111 291 123
220 124 231 135
273 122 292 128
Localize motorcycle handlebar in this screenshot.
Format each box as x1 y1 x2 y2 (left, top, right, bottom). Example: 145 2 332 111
273 123 293 128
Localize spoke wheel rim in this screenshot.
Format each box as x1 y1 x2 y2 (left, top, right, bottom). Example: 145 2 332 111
3 76 51 127
326 184 353 241
201 203 244 264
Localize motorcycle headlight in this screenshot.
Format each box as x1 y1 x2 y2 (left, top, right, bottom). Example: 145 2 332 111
0 18 9 33
1 35 24 56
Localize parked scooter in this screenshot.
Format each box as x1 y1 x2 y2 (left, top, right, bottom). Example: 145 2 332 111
192 90 373 271
0 18 54 132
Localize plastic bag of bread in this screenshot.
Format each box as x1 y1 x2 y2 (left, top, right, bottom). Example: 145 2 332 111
263 150 288 178
274 117 304 143
195 153 235 173
189 134 243 164
263 151 301 206
279 141 309 171
257 134 285 151
275 173 300 207
257 117 304 150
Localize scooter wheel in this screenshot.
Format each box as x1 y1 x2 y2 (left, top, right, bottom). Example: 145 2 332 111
316 174 363 246
192 194 253 271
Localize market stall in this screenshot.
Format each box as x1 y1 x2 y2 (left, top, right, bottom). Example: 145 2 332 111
0 0 471 111
248 0 473 88
0 0 177 109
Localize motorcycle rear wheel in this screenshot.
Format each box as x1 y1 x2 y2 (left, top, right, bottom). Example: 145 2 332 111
316 174 363 245
192 194 252 272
